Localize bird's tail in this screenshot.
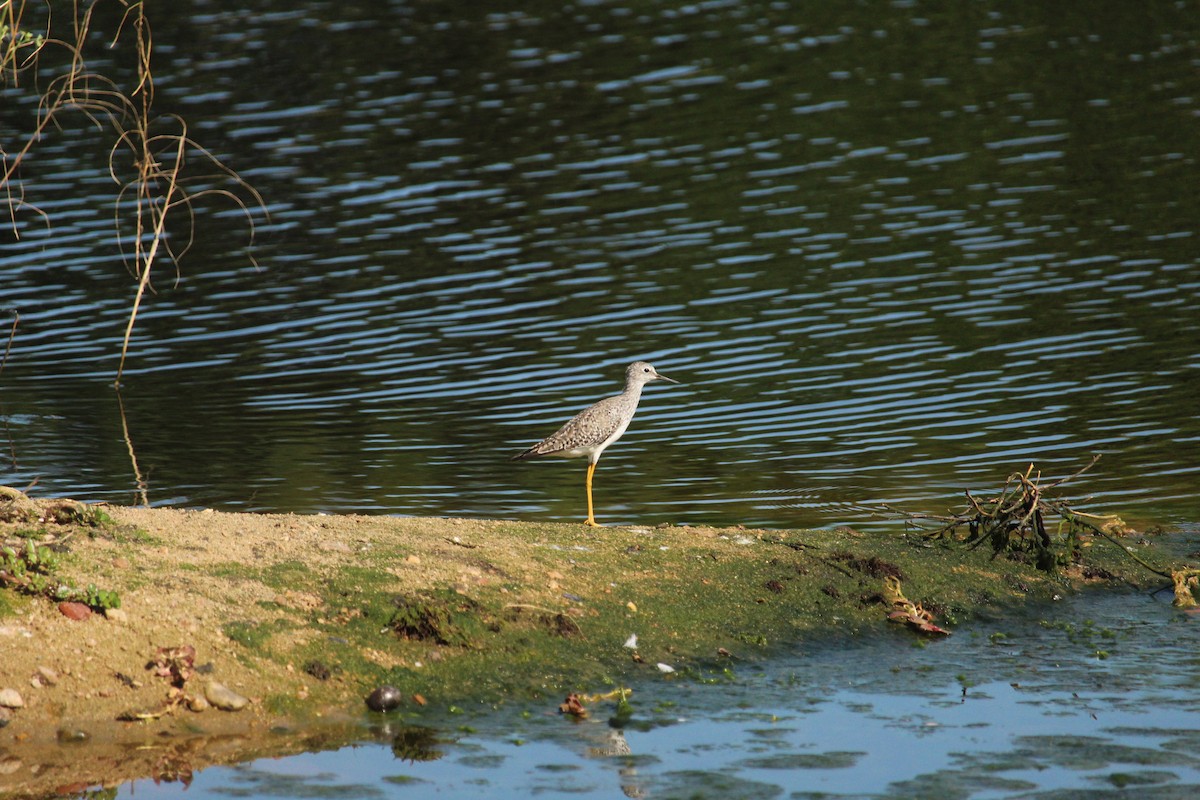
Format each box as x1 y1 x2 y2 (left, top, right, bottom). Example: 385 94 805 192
510 445 540 461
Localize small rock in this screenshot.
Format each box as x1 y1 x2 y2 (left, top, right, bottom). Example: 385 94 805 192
205 681 249 711
58 602 92 621
187 695 211 713
112 557 131 569
36 666 59 686
105 608 129 624
0 708 11 728
0 688 24 709
365 685 403 713
0 753 20 772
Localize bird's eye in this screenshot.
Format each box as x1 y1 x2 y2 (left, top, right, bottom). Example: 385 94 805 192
643 367 650 372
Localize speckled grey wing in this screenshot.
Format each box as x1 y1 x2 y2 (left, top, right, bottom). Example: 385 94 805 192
512 394 627 459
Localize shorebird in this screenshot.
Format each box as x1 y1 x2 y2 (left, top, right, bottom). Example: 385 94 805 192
511 361 680 526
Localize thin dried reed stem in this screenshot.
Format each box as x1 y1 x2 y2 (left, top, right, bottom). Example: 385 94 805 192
1 1 265 384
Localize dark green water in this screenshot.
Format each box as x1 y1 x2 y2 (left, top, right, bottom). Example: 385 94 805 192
3 0 1199 529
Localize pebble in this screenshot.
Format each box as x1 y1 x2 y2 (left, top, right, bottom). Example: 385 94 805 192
187 695 211 712
105 608 129 624
58 602 92 621
36 666 60 686
0 708 10 728
0 689 24 709
0 754 19 772
204 681 249 711
365 685 403 713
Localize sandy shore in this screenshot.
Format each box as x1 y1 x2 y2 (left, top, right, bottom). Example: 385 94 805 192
0 496 1159 798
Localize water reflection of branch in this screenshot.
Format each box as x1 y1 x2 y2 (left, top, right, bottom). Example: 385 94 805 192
0 311 17 467
0 310 17 379
1 415 15 471
116 388 149 506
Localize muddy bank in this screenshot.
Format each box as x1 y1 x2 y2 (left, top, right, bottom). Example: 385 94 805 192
0 501 1163 798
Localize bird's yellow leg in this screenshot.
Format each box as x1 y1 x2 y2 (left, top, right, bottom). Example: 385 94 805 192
584 461 600 526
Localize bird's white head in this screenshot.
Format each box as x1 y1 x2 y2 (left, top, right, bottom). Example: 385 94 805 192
625 361 680 388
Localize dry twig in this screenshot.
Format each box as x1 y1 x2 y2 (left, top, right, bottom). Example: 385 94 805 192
881 457 1171 580
1 2 265 385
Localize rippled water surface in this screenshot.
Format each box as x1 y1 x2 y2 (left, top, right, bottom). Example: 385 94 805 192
3 0 1199 528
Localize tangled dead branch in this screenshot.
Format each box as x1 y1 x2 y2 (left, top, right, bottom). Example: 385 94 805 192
882 457 1198 607
891 456 1134 571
